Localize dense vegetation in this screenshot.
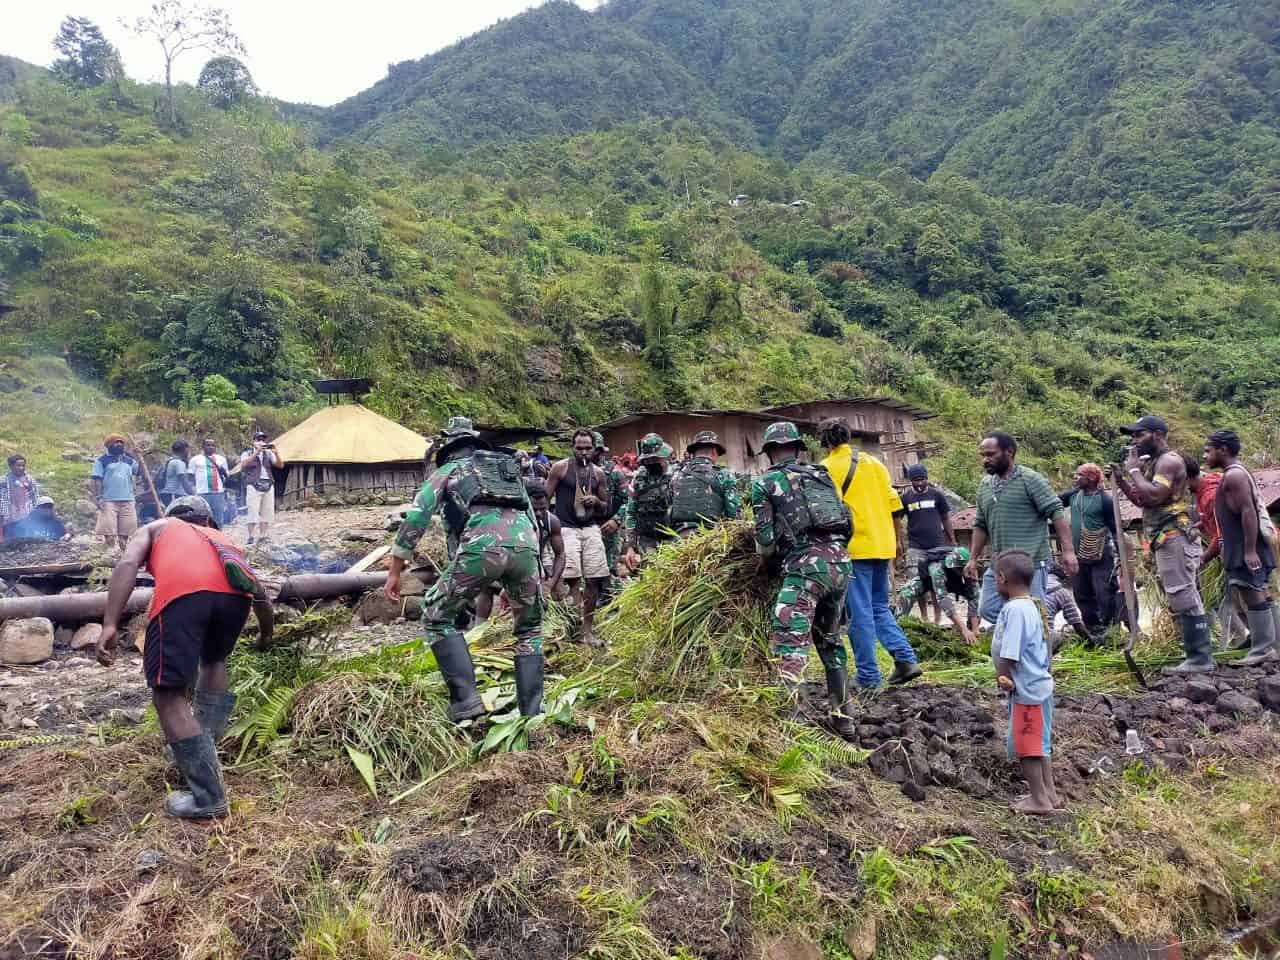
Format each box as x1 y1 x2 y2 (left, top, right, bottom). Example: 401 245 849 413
322 0 1280 233
2 1 1279 500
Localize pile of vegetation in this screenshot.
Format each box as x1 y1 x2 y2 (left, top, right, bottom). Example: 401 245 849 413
3 527 1280 958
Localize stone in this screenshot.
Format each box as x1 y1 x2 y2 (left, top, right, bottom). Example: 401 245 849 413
1257 676 1280 712
71 623 102 651
844 915 877 960
54 626 74 648
355 590 410 626
901 780 927 802
21 717 38 729
1205 715 1230 733
1184 680 1218 704
1215 691 1263 718
1165 697 1192 714
72 498 98 521
0 617 54 664
109 707 146 725
135 849 167 873
762 934 823 960
399 574 428 597
1196 880 1234 924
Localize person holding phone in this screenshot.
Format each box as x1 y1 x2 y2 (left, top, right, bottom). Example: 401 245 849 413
239 431 280 545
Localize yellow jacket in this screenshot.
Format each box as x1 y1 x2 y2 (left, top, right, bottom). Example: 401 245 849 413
821 444 902 561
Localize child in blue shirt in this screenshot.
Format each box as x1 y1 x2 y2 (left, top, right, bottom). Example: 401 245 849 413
991 549 1061 816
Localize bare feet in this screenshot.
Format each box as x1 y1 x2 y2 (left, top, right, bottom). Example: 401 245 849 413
1011 796 1056 816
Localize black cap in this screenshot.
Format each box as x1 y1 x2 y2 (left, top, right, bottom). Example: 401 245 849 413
906 464 928 480
1119 415 1169 436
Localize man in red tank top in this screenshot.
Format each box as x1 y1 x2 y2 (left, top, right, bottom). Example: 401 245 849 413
96 496 274 819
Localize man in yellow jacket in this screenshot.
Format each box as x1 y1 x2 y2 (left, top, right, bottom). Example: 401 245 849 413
820 418 923 689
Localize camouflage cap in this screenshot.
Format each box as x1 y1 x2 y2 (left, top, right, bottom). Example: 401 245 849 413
443 416 479 438
591 431 605 450
760 421 803 451
659 443 676 461
686 430 726 455
638 433 666 458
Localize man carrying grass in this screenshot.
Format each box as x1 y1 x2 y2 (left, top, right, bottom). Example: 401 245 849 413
991 550 1061 816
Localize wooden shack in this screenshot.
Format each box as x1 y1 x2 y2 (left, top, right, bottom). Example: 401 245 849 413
593 409 881 476
593 396 937 477
272 405 426 509
762 397 937 480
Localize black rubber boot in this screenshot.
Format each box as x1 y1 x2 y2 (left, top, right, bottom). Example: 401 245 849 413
165 733 228 819
1162 614 1215 674
514 653 544 717
193 690 237 742
431 632 486 722
1239 606 1278 666
887 660 923 686
824 666 855 738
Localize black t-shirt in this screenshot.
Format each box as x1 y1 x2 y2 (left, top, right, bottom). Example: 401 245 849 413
900 485 949 551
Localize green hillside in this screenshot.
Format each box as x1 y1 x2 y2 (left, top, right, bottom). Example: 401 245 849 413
319 0 1280 232
3 64 1279 494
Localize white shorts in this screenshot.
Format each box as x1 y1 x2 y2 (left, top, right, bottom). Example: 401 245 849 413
561 525 608 580
246 485 276 524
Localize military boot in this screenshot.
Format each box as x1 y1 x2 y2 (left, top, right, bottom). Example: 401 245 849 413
514 653 544 717
431 631 486 722
1239 606 1278 666
824 666 856 738
887 660 923 685
193 690 237 742
165 733 228 819
1162 614 1215 674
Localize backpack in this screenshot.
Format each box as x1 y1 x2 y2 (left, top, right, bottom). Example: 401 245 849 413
452 450 529 510
1226 464 1279 550
776 463 853 542
631 468 673 537
669 459 725 525
151 457 174 494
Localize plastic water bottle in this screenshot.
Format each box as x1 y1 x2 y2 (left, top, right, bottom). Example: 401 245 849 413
1125 728 1145 756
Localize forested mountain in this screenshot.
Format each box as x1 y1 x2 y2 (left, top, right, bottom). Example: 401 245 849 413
2 1 1280 495
322 0 1280 232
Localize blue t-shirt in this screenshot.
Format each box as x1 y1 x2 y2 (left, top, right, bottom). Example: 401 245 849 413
160 457 189 495
990 595 1053 705
91 454 140 502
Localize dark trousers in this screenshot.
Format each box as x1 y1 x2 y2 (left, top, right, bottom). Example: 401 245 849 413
1073 548 1117 630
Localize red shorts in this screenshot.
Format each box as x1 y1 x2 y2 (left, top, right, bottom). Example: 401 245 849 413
1008 701 1052 759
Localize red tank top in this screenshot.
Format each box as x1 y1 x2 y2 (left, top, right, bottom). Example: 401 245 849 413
147 521 247 619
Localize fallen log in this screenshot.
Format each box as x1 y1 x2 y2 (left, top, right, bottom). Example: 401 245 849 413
0 572 389 624
0 561 94 579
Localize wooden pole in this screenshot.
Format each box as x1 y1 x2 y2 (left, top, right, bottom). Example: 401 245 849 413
1108 466 1146 687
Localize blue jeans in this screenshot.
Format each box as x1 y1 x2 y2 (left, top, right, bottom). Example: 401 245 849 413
199 492 228 526
979 562 1049 624
845 559 918 688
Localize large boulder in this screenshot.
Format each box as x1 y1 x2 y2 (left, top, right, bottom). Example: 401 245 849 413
71 623 103 651
0 617 54 664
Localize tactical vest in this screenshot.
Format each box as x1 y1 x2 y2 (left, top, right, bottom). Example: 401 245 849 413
777 463 853 542
669 459 725 526
631 469 673 537
444 451 528 537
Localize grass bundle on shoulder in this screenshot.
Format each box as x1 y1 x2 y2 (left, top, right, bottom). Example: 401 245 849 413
603 521 775 700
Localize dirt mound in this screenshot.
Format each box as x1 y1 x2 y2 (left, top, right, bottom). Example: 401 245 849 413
814 659 1280 803
391 835 507 893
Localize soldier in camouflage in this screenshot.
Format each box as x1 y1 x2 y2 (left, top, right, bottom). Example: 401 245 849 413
385 417 545 722
592 431 630 576
624 433 675 568
894 545 979 644
668 431 742 537
751 421 857 737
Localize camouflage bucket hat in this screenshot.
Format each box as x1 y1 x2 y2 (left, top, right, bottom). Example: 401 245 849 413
436 416 490 465
659 443 676 461
638 433 666 458
760 421 803 451
591 431 605 450
686 430 726 456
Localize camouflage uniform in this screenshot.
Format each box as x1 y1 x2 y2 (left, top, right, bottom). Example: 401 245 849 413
895 546 977 620
624 434 674 558
395 461 543 656
669 431 742 538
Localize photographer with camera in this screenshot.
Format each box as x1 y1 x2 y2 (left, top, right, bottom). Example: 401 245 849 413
238 431 280 545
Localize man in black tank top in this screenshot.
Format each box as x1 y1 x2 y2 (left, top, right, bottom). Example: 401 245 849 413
1204 429 1278 665
546 429 610 645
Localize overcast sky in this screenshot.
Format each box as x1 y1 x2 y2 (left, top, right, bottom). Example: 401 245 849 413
4 1 602 106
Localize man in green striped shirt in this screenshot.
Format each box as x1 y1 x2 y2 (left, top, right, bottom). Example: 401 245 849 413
963 432 1078 623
